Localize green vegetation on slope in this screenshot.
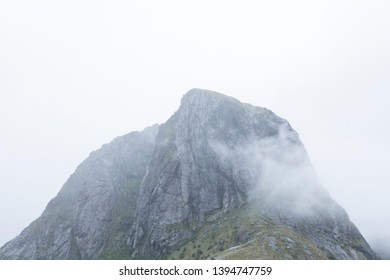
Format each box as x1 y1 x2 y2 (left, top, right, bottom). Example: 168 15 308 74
168 206 328 260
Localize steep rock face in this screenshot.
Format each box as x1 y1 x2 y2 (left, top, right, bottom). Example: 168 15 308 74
130 90 270 256
0 125 158 259
130 89 377 259
0 89 378 260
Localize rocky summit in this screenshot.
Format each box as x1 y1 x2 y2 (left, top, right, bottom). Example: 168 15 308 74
0 89 379 259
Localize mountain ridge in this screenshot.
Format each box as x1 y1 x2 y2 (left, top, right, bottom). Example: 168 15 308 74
0 89 379 259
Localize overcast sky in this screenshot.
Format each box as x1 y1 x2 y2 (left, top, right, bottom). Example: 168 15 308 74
0 0 389 251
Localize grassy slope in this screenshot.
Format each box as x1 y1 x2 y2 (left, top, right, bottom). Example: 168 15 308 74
168 206 328 260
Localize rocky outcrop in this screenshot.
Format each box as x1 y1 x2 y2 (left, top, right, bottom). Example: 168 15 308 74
0 89 379 259
0 125 158 259
129 89 377 259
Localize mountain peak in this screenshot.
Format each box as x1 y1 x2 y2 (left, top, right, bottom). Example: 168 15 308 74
0 89 379 260
180 88 239 107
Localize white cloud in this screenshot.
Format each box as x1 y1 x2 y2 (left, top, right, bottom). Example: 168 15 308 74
0 0 389 255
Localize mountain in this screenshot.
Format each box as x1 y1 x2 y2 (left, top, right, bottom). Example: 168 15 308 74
0 125 158 259
0 89 378 259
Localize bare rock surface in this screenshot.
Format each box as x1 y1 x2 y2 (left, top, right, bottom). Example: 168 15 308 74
0 89 378 259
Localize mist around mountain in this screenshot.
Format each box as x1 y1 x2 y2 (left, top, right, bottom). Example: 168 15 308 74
370 239 390 260
0 89 379 260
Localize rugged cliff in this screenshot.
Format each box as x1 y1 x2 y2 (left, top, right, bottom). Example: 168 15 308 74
0 125 158 259
0 89 378 259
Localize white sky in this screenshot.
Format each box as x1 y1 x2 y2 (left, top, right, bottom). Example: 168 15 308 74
1 0 389 250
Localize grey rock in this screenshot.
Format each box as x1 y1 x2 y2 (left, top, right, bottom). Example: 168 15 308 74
0 125 158 259
0 88 379 260
129 88 377 259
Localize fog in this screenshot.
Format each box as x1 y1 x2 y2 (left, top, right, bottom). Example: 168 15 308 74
0 1 389 257
211 121 330 218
